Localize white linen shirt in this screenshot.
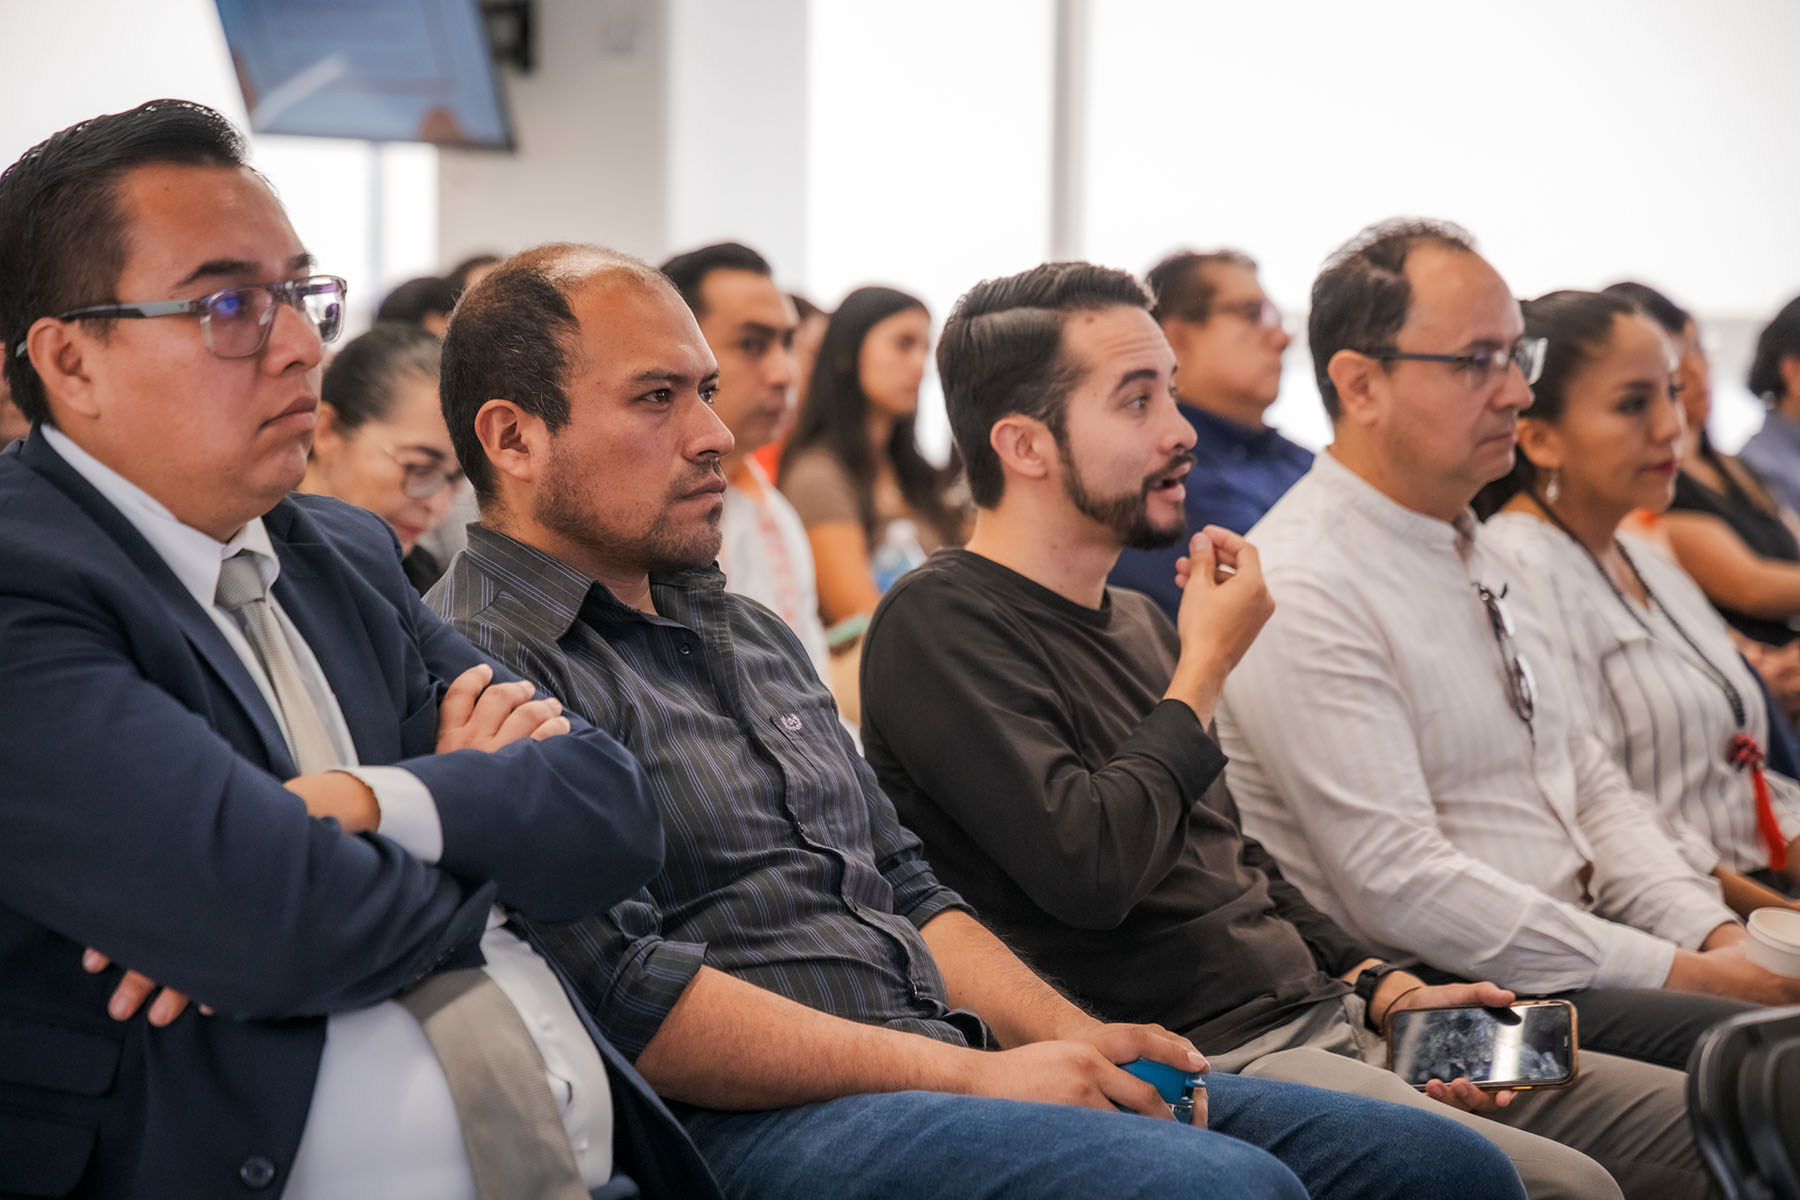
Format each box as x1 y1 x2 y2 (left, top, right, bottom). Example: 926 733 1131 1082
1217 449 1735 994
1485 513 1800 876
42 428 612 1196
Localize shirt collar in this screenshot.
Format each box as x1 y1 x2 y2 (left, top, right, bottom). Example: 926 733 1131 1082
1310 445 1478 556
42 425 278 610
1761 409 1800 450
1182 401 1269 449
461 523 724 639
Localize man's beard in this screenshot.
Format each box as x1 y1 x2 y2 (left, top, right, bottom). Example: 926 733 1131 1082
1058 441 1191 551
535 439 725 573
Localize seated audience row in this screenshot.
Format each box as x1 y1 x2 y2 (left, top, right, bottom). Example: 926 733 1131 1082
8 97 1800 1200
426 242 1521 1199
858 261 1702 1198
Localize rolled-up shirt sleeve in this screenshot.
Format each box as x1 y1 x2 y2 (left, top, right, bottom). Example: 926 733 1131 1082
528 889 709 1062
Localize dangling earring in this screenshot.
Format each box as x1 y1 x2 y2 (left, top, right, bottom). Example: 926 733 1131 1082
1544 469 1561 505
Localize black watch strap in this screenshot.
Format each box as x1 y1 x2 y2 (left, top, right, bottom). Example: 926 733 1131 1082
1352 962 1405 1030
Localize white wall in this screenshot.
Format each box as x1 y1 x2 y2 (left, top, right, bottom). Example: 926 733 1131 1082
1079 0 1800 449
665 0 810 284
803 0 1057 460
437 0 669 267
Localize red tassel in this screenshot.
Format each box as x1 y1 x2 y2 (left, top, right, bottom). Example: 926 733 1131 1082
1728 734 1787 872
1753 765 1789 874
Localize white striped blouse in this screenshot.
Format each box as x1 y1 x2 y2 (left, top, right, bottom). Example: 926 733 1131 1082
1485 512 1800 877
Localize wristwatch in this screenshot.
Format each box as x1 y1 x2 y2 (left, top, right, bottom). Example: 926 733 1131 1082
1352 962 1407 1031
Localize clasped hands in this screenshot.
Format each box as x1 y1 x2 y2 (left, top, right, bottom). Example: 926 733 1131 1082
88 663 565 1025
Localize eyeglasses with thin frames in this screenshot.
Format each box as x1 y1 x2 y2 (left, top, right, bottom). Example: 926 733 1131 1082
377 443 464 500
1474 583 1536 726
13 275 347 361
1366 336 1547 391
1209 298 1284 332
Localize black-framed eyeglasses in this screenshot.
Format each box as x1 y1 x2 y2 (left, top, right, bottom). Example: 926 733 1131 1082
377 443 464 499
14 275 347 361
1474 583 1536 726
1366 336 1547 390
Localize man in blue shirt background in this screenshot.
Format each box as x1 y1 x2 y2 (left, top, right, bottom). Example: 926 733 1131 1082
1109 250 1312 618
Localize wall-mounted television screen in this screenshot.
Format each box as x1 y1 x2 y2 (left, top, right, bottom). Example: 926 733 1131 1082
214 0 514 149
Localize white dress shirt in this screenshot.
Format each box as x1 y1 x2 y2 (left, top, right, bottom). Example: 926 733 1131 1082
1217 450 1735 994
43 428 612 1196
1486 513 1800 876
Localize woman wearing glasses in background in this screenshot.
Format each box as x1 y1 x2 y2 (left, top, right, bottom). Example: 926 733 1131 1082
299 323 462 594
1476 289 1800 916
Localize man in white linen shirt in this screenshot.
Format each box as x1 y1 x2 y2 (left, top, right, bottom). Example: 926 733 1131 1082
1217 218 1800 1072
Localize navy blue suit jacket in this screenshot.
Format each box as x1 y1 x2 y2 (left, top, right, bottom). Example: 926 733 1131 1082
0 434 718 1199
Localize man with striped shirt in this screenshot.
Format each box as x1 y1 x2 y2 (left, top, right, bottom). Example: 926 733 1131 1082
424 242 1530 1200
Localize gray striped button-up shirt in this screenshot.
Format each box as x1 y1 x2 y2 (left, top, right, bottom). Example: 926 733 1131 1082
428 524 982 1060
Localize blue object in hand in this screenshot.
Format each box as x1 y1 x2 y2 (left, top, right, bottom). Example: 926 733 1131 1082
1121 1058 1205 1122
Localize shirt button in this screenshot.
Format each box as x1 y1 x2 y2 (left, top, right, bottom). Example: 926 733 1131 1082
238 1156 277 1190
575 1137 590 1153
679 643 693 656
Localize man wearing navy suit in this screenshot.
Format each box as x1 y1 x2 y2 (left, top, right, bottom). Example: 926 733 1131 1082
0 101 717 1199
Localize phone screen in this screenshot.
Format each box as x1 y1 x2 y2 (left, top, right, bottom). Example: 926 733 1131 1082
1386 1001 1576 1089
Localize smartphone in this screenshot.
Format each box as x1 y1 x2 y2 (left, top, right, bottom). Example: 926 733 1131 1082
1386 999 1578 1091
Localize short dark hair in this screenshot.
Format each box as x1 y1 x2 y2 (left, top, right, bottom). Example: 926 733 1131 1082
1748 295 1800 405
789 292 822 322
659 242 773 320
1601 281 1690 339
321 323 442 435
1144 249 1256 323
938 262 1152 508
446 253 501 297
0 99 248 426
1473 290 1639 519
440 243 667 504
375 275 458 328
1308 218 1478 420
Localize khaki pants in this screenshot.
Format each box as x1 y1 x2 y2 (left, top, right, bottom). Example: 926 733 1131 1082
1208 995 1710 1200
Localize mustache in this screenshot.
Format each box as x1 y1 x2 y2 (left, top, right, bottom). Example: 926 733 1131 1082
673 457 728 494
1143 452 1197 491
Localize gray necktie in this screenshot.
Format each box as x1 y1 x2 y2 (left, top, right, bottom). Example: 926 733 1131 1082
399 969 590 1199
214 550 341 775
217 550 590 1196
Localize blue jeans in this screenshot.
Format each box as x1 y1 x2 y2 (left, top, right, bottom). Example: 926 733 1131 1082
677 1071 1526 1200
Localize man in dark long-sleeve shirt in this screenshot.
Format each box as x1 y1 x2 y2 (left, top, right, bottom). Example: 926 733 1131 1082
424 243 1531 1200
863 261 1709 1200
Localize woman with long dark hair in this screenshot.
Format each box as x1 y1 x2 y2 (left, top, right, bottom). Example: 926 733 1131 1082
779 286 962 633
1476 289 1800 910
1602 282 1800 650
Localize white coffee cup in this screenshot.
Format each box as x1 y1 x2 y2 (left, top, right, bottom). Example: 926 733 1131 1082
1745 907 1800 978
